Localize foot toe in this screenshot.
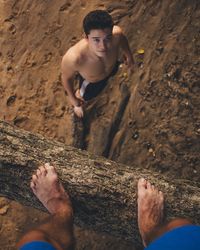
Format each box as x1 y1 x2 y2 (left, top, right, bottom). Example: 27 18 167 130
30 181 36 190
36 168 42 177
159 191 164 200
147 181 152 189
39 165 47 176
45 163 56 174
138 178 147 198
138 178 147 189
32 174 38 184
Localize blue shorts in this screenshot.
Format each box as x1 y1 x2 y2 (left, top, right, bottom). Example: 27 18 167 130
146 225 200 250
77 60 120 101
20 241 56 250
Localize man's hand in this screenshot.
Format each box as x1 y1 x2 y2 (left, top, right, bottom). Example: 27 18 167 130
123 54 134 73
118 30 134 74
71 92 85 118
74 106 84 118
70 96 84 107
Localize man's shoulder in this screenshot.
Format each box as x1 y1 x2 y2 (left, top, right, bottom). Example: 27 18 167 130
113 25 123 36
62 39 87 66
112 25 124 46
62 46 80 66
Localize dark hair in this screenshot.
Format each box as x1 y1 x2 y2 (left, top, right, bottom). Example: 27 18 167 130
83 10 113 36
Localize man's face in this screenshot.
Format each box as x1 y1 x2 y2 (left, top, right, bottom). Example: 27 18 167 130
87 28 113 57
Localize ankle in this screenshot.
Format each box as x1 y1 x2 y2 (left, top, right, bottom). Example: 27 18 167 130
141 225 164 247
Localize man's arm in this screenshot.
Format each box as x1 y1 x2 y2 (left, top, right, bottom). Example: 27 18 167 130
120 34 134 67
61 50 81 107
114 26 134 69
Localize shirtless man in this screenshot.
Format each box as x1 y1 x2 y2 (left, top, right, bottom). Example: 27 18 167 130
61 10 134 118
17 163 200 250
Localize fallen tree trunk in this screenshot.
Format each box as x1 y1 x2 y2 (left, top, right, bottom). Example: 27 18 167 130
0 120 199 246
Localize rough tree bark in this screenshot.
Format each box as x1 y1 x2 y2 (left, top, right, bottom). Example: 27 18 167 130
0 120 199 246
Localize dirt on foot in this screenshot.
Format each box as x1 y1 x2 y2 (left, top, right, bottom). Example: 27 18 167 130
137 178 164 247
31 164 71 214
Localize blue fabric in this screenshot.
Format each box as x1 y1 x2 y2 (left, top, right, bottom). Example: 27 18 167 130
146 225 200 250
78 60 120 101
20 241 57 250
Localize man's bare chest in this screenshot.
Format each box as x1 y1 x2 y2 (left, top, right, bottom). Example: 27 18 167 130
78 52 118 81
86 57 113 72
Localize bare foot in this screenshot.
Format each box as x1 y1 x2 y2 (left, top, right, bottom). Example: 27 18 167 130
30 163 72 214
137 178 164 247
